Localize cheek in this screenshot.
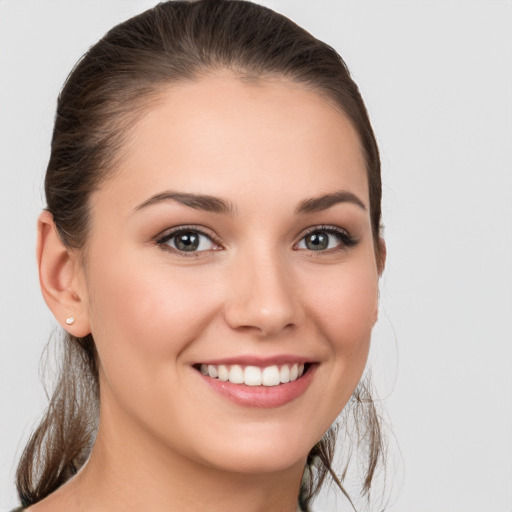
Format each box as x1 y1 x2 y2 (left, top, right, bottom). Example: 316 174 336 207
285 256 380 437
84 251 226 441
85 251 220 373
310 268 378 348
301 257 379 396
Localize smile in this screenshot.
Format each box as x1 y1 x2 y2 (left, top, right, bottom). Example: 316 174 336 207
193 359 316 408
198 363 307 387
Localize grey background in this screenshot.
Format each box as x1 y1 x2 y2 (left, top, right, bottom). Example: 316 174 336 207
1 1 511 511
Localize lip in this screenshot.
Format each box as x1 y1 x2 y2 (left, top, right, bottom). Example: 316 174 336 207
195 362 317 408
195 354 312 367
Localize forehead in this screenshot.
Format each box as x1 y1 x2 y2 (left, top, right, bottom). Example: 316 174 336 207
95 74 368 213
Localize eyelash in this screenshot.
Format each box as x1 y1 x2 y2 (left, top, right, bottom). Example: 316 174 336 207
155 225 221 258
155 224 357 257
296 225 358 253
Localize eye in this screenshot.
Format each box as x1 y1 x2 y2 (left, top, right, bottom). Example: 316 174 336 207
296 226 357 252
156 227 220 254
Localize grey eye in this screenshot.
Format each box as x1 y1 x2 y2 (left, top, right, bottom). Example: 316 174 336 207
304 232 329 250
174 232 200 251
296 227 356 252
163 230 216 252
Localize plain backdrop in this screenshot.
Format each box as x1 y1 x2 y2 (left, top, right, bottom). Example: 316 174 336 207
1 1 511 511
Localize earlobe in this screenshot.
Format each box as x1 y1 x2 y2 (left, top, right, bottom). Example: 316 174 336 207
37 211 90 337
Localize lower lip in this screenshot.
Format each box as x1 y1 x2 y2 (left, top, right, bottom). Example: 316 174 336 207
197 365 317 408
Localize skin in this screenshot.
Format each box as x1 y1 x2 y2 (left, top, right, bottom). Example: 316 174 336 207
34 74 384 512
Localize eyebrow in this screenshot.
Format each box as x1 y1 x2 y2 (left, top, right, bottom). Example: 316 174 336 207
295 190 367 214
133 191 236 215
133 189 366 216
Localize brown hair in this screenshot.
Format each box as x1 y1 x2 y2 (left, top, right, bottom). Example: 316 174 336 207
16 1 385 510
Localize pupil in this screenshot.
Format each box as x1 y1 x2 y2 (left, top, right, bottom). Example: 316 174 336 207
306 232 328 250
176 232 199 251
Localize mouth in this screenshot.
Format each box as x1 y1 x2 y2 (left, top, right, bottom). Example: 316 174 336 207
193 362 311 387
192 356 317 408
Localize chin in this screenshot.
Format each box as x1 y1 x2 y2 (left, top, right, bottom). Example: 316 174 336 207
191 423 322 475
206 448 309 476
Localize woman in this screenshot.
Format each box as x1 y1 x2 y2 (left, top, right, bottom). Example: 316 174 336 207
13 1 386 511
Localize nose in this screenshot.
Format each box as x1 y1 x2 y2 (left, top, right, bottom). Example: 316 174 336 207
223 249 304 337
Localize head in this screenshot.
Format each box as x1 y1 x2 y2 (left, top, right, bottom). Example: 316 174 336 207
18 1 385 509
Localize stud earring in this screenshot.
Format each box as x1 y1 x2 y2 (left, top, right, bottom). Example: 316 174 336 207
65 316 75 325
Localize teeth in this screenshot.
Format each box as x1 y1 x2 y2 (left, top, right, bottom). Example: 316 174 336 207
217 364 229 381
199 363 307 387
244 366 262 386
228 365 244 384
262 365 280 386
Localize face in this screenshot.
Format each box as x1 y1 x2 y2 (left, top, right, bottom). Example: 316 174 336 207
78 74 382 475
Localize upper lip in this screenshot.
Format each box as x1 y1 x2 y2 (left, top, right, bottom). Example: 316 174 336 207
194 354 314 367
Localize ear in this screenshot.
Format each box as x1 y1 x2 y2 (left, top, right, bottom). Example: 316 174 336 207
373 237 387 324
37 211 91 337
377 237 387 276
